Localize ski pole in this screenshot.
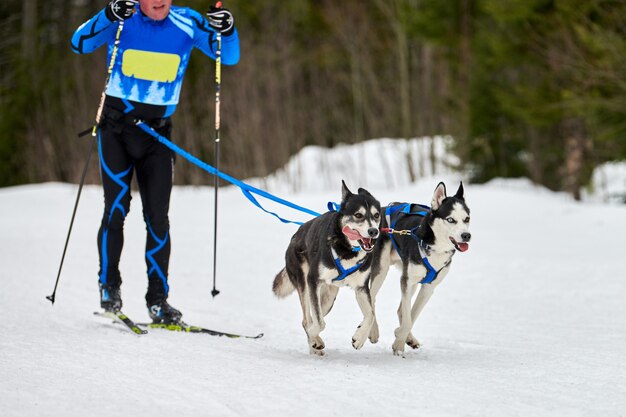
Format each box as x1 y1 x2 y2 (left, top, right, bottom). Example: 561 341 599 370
211 1 223 298
47 20 126 305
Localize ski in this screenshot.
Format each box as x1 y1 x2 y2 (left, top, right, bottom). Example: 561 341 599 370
137 322 263 339
94 311 147 335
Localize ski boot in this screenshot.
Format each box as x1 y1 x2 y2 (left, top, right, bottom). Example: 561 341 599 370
99 284 122 312
148 300 183 324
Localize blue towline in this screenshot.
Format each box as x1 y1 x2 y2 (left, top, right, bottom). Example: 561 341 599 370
136 121 322 225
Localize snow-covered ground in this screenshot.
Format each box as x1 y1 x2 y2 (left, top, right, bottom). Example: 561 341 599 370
1 139 625 417
584 161 626 204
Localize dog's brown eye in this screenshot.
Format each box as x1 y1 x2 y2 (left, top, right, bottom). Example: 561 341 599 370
464 217 470 223
374 212 380 219
354 213 364 219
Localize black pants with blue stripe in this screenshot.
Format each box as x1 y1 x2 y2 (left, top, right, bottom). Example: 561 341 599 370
97 106 174 306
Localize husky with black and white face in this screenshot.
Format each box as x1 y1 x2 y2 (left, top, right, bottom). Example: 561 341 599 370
369 182 471 356
272 181 383 356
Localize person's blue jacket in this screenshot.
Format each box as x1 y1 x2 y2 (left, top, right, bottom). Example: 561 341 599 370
71 5 239 116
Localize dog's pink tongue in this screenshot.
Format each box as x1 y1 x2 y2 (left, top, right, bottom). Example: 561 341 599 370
457 242 469 252
342 226 363 241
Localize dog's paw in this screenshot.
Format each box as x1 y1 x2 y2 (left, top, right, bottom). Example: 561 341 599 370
406 333 421 350
368 320 380 344
352 325 370 350
352 336 366 350
310 346 326 356
351 334 367 350
309 336 325 353
392 338 406 356
392 349 406 357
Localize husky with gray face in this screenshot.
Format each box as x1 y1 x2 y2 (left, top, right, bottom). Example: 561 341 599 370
273 181 383 356
369 182 471 356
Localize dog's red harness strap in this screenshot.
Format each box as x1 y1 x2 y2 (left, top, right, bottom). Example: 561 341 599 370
380 228 411 235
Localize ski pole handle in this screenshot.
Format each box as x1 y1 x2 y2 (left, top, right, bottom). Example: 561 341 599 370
214 1 222 133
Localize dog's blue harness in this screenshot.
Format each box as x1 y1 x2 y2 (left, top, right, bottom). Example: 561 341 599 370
419 257 438 284
326 201 368 282
331 247 365 282
385 203 442 284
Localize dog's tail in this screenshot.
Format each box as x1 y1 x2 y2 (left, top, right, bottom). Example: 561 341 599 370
273 268 295 298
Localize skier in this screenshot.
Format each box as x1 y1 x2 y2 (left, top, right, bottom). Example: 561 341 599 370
71 0 239 324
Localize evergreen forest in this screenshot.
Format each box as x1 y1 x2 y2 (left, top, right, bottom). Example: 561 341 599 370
1 0 625 200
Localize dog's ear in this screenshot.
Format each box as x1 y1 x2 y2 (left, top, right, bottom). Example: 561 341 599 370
431 182 447 210
454 182 465 200
341 180 353 202
357 187 372 197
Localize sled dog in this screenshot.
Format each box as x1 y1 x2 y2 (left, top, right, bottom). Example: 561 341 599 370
369 182 471 356
273 181 383 356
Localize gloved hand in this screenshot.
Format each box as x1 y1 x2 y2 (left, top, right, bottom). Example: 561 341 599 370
105 0 138 22
206 6 235 36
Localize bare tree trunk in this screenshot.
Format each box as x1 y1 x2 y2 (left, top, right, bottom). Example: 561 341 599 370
374 0 415 182
452 0 473 177
21 0 37 67
525 126 543 185
325 2 372 186
459 0 471 130
420 44 435 177
561 117 587 200
395 3 415 183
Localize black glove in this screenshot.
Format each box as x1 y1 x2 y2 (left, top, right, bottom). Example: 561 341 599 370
206 6 235 36
105 0 138 22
